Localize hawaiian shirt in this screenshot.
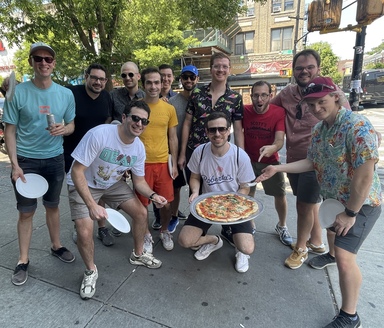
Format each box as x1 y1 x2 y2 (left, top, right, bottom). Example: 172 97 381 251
186 83 243 150
307 107 381 207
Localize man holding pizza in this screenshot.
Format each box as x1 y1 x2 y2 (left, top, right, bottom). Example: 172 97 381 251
178 112 256 273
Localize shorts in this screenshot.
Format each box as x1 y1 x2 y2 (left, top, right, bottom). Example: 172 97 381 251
250 162 285 197
68 179 136 220
136 163 174 206
173 166 186 189
184 213 254 236
12 154 65 213
334 204 381 254
287 171 321 204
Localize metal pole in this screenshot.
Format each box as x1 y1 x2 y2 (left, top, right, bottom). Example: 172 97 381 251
349 25 366 111
291 0 302 83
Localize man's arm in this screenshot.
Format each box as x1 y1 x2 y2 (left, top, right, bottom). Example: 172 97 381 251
49 120 75 137
168 125 178 179
189 172 201 202
131 174 167 206
178 113 192 169
4 123 25 182
258 131 285 162
233 120 244 149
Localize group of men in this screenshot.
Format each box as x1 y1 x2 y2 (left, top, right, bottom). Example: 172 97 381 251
2 41 381 328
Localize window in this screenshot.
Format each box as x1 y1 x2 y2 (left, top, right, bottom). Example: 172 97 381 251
271 27 293 52
235 32 255 55
284 0 294 11
271 0 294 13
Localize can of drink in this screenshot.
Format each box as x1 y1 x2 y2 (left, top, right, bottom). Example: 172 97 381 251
46 113 56 129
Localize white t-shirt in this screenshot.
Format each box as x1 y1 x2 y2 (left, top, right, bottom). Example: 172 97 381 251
67 124 145 189
188 142 255 194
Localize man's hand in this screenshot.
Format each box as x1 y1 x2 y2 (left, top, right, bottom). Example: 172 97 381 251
258 145 277 162
47 123 67 136
255 165 277 183
333 212 356 236
88 204 108 221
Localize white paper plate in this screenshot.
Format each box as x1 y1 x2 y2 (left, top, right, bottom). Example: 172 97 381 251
6 71 16 102
105 208 130 233
16 173 48 199
168 154 174 179
319 199 344 228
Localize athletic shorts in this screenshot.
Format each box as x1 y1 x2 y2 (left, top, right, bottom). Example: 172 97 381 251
250 161 285 197
287 171 321 204
173 166 186 189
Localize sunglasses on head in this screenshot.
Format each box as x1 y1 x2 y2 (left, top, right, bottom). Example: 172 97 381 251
121 72 135 79
302 83 335 96
207 127 229 134
180 74 197 81
128 114 150 126
31 55 54 64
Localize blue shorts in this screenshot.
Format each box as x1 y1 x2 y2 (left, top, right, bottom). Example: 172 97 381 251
12 154 65 213
287 171 321 204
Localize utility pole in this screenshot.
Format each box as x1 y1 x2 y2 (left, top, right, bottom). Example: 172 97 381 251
291 0 302 83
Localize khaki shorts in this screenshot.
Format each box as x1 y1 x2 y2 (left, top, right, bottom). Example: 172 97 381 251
250 161 285 197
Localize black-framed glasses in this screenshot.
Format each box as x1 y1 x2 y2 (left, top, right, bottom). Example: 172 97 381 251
296 103 303 120
89 75 107 83
121 72 135 79
302 84 335 96
31 55 54 64
128 114 150 126
294 65 317 72
251 93 270 100
180 74 197 81
207 127 229 134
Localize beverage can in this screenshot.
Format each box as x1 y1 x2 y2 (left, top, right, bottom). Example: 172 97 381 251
47 114 55 129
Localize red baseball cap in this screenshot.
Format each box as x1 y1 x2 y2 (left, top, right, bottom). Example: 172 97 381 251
302 76 337 99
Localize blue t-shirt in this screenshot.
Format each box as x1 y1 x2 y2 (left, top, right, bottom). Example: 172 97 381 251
3 80 75 158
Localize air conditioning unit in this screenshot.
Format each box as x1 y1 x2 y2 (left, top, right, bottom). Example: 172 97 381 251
273 6 281 13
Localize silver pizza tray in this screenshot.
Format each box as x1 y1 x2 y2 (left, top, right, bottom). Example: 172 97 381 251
190 191 264 225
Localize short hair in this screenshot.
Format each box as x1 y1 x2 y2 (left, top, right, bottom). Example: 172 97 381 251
293 49 321 69
123 99 151 118
251 80 272 94
140 67 162 85
210 52 231 67
204 111 230 128
159 64 174 74
85 63 108 76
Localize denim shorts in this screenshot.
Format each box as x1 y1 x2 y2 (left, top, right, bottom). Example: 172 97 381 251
12 154 65 213
287 171 321 204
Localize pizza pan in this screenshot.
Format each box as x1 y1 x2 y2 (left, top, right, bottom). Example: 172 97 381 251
190 191 264 225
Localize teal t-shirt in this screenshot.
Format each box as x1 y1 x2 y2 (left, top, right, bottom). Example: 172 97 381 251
3 80 75 159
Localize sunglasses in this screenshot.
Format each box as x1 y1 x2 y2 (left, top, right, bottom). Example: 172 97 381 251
302 84 335 96
31 55 54 64
181 74 197 81
207 127 229 134
121 72 135 79
128 114 150 126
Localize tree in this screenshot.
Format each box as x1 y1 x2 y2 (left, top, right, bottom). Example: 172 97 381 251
307 41 342 84
366 41 384 55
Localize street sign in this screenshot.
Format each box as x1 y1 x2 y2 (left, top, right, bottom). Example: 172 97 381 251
281 50 293 54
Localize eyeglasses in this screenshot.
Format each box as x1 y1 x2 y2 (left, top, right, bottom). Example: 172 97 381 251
31 55 54 64
251 93 270 100
207 127 229 134
89 75 108 83
121 72 135 79
128 114 150 126
294 65 317 72
296 103 303 120
212 65 230 71
180 74 197 81
302 83 336 96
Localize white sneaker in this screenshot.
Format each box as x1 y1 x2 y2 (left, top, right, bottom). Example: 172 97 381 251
160 231 174 251
235 251 250 273
144 234 154 253
80 265 98 300
194 236 223 260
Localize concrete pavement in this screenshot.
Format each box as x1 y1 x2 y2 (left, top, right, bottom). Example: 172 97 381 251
0 151 382 328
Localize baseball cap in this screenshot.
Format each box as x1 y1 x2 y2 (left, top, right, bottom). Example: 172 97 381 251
181 65 198 76
29 42 56 58
302 76 337 99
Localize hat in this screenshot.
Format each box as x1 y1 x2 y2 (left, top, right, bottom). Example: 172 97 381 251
302 76 337 99
181 65 198 76
29 42 56 58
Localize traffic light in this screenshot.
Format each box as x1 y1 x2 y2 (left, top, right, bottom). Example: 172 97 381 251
307 0 342 32
356 0 384 24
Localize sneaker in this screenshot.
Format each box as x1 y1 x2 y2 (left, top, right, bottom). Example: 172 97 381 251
275 224 293 246
168 216 179 233
11 261 29 286
97 227 114 246
291 240 326 254
235 251 250 273
194 236 223 260
285 247 308 269
309 252 336 270
160 231 174 251
51 247 75 263
221 227 235 247
144 234 154 253
80 266 98 300
323 313 361 328
111 228 122 237
129 251 162 269
151 219 162 230
178 210 187 219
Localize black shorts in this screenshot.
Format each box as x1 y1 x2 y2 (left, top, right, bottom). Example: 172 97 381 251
287 171 321 204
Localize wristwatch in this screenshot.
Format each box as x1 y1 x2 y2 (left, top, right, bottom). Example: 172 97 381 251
149 192 157 200
344 207 358 217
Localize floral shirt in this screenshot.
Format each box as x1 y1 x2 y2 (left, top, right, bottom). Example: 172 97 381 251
186 83 243 150
307 107 381 207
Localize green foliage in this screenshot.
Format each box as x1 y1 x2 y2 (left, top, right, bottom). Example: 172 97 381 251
365 62 384 69
366 42 384 55
307 41 342 84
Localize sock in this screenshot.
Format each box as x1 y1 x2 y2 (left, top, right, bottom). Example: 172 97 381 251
171 215 178 220
340 309 357 321
327 252 335 260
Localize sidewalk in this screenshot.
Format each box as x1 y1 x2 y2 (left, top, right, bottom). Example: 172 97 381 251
0 152 382 328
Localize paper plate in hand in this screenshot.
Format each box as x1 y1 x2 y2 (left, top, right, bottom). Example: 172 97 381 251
168 154 174 179
16 173 48 199
105 208 130 233
6 71 16 102
319 199 344 228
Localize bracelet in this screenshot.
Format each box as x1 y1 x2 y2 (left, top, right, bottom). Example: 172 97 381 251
345 207 358 217
149 192 157 200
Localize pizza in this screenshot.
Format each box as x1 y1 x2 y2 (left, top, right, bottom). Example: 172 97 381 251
195 193 258 222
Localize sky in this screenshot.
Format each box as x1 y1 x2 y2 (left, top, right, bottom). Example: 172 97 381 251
305 0 384 60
